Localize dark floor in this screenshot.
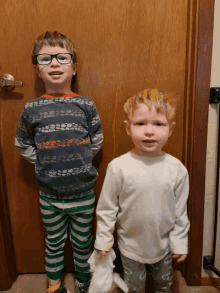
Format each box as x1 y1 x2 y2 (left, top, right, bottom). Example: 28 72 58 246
1 271 220 293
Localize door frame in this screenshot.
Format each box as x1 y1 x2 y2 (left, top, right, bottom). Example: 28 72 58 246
0 134 17 291
183 0 215 286
0 0 215 289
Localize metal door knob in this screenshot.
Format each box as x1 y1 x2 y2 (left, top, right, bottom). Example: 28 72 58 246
0 74 22 91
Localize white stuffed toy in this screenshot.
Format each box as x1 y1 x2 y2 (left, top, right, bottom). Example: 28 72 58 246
88 249 129 293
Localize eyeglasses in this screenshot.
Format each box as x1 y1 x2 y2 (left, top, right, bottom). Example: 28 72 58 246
36 53 73 65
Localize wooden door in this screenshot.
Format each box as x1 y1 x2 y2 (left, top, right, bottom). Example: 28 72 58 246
0 0 188 275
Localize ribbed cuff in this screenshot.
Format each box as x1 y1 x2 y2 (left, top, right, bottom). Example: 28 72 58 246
47 270 62 280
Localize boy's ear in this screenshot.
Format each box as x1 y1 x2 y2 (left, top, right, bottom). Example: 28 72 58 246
169 121 176 137
124 120 131 136
34 65 41 78
72 63 77 76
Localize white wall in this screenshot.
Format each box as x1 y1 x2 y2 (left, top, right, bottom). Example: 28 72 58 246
202 0 220 278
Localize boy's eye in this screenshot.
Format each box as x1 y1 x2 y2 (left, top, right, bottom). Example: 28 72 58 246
134 122 144 125
58 55 68 61
57 54 72 64
42 57 51 62
38 55 51 63
155 122 166 126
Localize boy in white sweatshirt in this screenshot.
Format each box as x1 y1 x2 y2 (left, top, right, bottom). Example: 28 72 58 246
94 89 190 293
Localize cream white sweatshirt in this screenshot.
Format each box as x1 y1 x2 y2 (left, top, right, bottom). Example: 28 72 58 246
94 152 190 264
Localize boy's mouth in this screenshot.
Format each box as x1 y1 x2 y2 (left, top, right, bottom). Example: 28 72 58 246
49 71 63 75
143 140 156 142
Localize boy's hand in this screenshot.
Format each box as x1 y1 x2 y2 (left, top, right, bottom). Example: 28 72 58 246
172 254 187 263
95 248 109 256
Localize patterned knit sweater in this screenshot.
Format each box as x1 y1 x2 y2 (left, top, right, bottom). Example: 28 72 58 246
15 93 103 199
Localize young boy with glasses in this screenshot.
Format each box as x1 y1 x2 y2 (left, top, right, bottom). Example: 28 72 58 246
15 31 103 293
94 89 190 293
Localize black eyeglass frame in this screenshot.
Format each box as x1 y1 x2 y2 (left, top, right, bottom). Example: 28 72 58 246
35 53 73 65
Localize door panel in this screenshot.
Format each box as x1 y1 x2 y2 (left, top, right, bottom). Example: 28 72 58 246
0 0 187 273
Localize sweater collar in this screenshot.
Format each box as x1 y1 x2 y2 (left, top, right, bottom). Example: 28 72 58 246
43 93 78 99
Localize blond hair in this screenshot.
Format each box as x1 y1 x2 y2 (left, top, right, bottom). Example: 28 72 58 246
32 31 77 65
124 88 176 121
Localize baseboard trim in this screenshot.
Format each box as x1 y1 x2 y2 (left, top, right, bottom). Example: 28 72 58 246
201 277 220 286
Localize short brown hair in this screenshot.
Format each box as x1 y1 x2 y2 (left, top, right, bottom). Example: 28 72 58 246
124 88 177 121
32 31 77 65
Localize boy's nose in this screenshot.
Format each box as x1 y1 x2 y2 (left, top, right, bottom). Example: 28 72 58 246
50 57 60 66
144 124 154 135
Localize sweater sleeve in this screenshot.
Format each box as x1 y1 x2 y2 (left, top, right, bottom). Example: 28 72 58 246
169 170 190 254
94 164 121 251
88 102 103 158
15 108 36 164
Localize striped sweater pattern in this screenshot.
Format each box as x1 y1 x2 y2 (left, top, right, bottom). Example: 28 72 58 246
15 94 103 199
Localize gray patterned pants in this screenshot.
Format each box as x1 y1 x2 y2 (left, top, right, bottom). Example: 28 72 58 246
121 250 173 293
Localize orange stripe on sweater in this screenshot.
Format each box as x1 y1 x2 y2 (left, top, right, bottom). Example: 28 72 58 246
36 138 90 149
43 93 78 99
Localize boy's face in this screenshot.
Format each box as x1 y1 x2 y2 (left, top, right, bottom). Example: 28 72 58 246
35 46 76 93
125 103 174 157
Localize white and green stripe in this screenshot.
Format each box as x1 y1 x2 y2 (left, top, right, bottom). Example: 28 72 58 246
40 192 95 280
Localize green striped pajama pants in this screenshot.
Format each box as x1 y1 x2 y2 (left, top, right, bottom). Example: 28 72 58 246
39 192 95 282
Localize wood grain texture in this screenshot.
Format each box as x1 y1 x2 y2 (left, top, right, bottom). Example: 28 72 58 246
0 0 188 274
183 0 215 286
0 135 17 290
